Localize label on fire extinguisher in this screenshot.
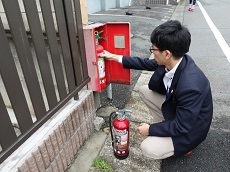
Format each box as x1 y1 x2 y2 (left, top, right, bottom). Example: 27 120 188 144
113 128 128 151
98 57 105 78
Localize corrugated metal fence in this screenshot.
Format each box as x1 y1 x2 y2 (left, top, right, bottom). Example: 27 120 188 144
145 0 167 5
0 0 89 163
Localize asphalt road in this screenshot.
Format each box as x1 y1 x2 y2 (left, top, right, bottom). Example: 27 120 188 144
162 0 230 171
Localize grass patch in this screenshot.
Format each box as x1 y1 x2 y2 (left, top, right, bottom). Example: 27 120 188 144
93 157 113 172
133 89 139 93
142 71 149 74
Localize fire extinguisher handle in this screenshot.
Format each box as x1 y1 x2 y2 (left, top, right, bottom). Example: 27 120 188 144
118 109 132 113
117 109 132 119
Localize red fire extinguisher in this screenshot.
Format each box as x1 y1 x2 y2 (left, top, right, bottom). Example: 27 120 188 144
95 30 106 90
109 109 132 160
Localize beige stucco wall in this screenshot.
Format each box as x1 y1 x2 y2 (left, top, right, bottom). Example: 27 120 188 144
80 0 88 26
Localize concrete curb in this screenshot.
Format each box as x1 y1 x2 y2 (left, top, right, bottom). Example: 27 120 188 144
171 0 186 23
68 131 107 172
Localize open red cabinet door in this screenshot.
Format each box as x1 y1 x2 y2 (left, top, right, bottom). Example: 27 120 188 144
83 22 131 92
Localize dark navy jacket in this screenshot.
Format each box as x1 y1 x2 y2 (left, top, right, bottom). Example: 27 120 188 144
122 54 213 157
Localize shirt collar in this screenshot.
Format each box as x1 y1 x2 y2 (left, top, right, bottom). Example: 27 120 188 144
165 57 183 79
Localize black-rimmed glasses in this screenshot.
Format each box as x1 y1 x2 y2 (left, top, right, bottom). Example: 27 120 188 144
149 47 159 53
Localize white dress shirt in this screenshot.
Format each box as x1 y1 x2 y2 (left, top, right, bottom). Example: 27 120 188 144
163 58 183 91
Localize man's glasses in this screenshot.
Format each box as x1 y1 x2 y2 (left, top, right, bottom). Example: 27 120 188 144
149 47 159 53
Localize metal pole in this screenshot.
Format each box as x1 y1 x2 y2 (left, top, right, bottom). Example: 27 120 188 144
107 83 112 99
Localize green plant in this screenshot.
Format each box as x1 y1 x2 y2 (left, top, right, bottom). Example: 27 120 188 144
142 71 148 74
133 89 139 93
93 157 113 172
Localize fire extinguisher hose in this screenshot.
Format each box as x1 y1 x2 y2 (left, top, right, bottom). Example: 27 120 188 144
109 111 117 148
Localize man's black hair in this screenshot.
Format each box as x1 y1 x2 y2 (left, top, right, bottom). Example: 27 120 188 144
150 20 191 58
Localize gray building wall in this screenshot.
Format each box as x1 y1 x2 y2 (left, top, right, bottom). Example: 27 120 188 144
86 0 130 14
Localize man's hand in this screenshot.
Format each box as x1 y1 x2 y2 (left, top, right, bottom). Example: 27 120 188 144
99 50 121 62
137 123 150 136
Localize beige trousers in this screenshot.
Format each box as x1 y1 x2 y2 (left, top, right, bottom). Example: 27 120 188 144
138 85 174 159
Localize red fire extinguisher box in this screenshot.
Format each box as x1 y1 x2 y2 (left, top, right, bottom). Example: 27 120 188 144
83 22 131 92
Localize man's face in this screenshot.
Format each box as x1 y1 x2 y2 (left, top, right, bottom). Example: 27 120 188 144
150 45 166 65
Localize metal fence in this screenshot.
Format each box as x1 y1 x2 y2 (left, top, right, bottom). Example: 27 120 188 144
145 0 167 5
0 0 89 163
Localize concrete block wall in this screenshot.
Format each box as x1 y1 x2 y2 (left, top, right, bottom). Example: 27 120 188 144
0 90 96 172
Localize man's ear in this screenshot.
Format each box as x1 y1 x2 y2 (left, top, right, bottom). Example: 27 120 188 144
165 50 172 60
